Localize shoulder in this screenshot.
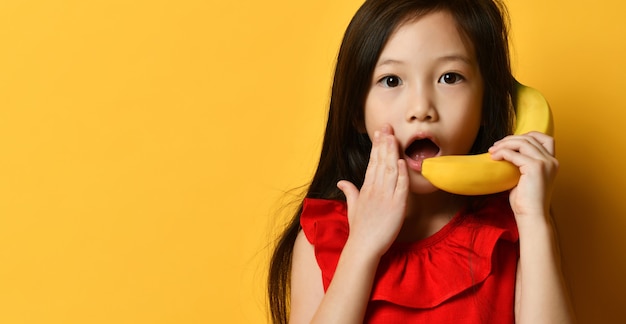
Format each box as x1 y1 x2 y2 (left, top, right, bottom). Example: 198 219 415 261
293 229 316 262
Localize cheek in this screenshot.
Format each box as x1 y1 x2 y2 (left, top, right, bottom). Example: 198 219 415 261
461 104 483 149
364 110 395 141
363 101 386 139
447 99 483 152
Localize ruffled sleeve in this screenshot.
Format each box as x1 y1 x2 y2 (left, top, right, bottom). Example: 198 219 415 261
300 198 350 290
299 194 519 310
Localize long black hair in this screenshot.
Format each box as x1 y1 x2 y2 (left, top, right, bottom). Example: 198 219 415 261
268 0 515 322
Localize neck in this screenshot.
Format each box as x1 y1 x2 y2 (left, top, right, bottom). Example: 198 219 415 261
396 190 467 243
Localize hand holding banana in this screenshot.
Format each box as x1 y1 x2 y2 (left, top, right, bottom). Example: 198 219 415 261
421 81 554 195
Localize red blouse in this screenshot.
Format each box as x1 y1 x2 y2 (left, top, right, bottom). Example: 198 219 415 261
300 194 519 323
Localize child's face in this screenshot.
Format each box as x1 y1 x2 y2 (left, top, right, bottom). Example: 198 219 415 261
364 10 483 194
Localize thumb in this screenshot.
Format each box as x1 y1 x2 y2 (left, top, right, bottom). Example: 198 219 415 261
337 180 359 222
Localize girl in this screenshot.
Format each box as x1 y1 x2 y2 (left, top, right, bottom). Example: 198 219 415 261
268 0 574 323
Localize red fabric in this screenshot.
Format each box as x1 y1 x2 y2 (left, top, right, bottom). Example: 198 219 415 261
300 194 519 323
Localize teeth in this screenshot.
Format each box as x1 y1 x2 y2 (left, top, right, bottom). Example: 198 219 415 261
405 139 439 160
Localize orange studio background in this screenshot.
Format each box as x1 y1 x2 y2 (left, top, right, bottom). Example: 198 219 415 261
0 0 624 323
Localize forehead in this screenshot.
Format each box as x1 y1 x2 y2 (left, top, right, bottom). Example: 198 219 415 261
379 10 476 63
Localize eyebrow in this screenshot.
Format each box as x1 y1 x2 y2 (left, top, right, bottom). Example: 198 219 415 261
375 59 405 68
375 54 474 68
437 54 473 65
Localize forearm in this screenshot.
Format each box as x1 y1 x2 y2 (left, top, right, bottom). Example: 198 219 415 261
309 240 380 324
516 215 575 324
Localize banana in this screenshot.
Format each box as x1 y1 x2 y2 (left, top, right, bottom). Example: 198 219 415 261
421 81 554 195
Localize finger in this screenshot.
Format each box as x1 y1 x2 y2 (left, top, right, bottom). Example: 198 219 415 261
381 133 401 193
494 132 554 154
394 159 409 200
525 131 556 156
372 126 392 189
490 135 551 160
362 130 381 188
489 147 536 167
490 144 547 164
337 180 360 222
489 145 558 176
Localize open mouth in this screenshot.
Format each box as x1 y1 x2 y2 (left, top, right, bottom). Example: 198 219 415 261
404 138 440 170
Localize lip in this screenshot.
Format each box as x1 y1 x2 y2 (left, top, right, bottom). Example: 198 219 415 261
403 133 441 173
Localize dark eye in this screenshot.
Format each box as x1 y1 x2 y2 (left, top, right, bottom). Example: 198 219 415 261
439 73 463 84
380 75 402 88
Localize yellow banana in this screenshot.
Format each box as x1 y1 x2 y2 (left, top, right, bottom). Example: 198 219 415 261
421 81 554 195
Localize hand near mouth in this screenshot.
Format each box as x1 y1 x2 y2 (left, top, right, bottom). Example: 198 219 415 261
337 124 409 259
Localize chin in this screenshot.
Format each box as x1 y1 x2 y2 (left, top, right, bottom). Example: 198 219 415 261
408 176 440 195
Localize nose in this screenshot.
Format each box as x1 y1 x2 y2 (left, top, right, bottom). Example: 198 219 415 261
406 84 437 122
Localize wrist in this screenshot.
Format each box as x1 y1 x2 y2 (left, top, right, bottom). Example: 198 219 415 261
342 238 384 266
515 213 557 246
516 209 561 252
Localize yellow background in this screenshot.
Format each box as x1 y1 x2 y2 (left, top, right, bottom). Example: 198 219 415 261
1 0 624 323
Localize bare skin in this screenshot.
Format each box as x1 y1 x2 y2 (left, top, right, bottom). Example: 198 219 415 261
290 129 574 324
289 11 574 324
